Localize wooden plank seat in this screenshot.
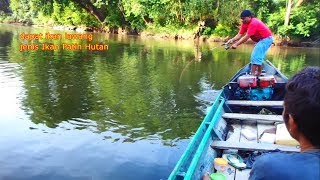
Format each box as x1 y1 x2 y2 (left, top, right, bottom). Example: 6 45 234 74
222 113 283 122
235 123 257 179
211 140 300 152
226 100 283 107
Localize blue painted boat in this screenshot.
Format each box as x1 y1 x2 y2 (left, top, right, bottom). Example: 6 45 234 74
168 60 300 180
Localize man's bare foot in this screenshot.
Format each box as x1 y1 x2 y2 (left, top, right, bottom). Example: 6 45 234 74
202 172 211 180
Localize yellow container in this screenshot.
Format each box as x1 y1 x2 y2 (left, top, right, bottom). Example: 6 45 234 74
275 123 299 146
214 158 228 172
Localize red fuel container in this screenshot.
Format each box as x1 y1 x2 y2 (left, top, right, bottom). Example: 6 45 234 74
258 75 276 88
238 75 257 88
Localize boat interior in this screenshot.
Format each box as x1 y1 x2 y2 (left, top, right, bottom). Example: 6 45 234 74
210 100 300 180
169 60 297 180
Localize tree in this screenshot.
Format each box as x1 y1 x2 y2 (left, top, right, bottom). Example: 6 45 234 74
284 0 293 26
284 0 305 26
72 0 107 23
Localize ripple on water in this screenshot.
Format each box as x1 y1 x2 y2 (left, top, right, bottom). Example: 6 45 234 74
0 62 22 86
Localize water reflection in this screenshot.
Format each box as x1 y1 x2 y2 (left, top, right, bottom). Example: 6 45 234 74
0 24 319 179
268 46 319 76
2 24 319 142
5 25 206 143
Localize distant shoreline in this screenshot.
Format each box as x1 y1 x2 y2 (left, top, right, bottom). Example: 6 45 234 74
3 22 320 48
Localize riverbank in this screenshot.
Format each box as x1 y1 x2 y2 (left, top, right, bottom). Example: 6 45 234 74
4 22 320 47
141 29 320 47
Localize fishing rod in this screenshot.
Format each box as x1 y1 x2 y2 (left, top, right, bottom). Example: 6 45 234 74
179 41 232 83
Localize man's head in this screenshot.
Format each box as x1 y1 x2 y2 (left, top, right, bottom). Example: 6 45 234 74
283 66 320 147
240 10 253 24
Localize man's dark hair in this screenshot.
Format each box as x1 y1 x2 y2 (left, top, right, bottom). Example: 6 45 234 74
284 66 320 147
240 10 253 18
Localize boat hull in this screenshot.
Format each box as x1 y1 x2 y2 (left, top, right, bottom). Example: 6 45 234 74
168 60 289 180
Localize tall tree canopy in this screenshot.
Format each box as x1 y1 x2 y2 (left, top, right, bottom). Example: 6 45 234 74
2 0 319 41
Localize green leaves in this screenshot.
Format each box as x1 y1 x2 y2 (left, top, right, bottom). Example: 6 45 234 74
5 0 320 40
267 2 320 39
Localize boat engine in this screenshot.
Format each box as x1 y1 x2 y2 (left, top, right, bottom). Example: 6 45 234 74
235 74 276 100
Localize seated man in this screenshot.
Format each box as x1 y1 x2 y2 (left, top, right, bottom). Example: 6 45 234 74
249 66 320 180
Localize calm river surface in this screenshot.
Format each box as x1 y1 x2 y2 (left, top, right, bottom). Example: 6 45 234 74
0 24 319 180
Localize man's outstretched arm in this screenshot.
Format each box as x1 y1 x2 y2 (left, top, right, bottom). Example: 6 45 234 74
227 33 243 44
231 34 250 48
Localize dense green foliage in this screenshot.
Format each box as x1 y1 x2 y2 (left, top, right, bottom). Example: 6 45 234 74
267 1 320 40
1 0 319 41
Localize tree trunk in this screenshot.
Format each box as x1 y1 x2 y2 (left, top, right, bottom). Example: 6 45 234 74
295 0 304 7
143 16 153 24
72 0 106 24
284 0 293 26
194 21 205 39
117 1 129 28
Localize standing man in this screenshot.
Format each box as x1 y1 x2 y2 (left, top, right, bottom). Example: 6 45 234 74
227 10 273 76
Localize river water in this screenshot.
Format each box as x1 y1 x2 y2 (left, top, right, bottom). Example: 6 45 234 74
0 24 319 180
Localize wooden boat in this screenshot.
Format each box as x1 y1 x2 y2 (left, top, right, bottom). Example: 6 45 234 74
168 60 300 180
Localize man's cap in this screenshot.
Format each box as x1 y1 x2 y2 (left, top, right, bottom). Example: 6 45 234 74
240 10 252 18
